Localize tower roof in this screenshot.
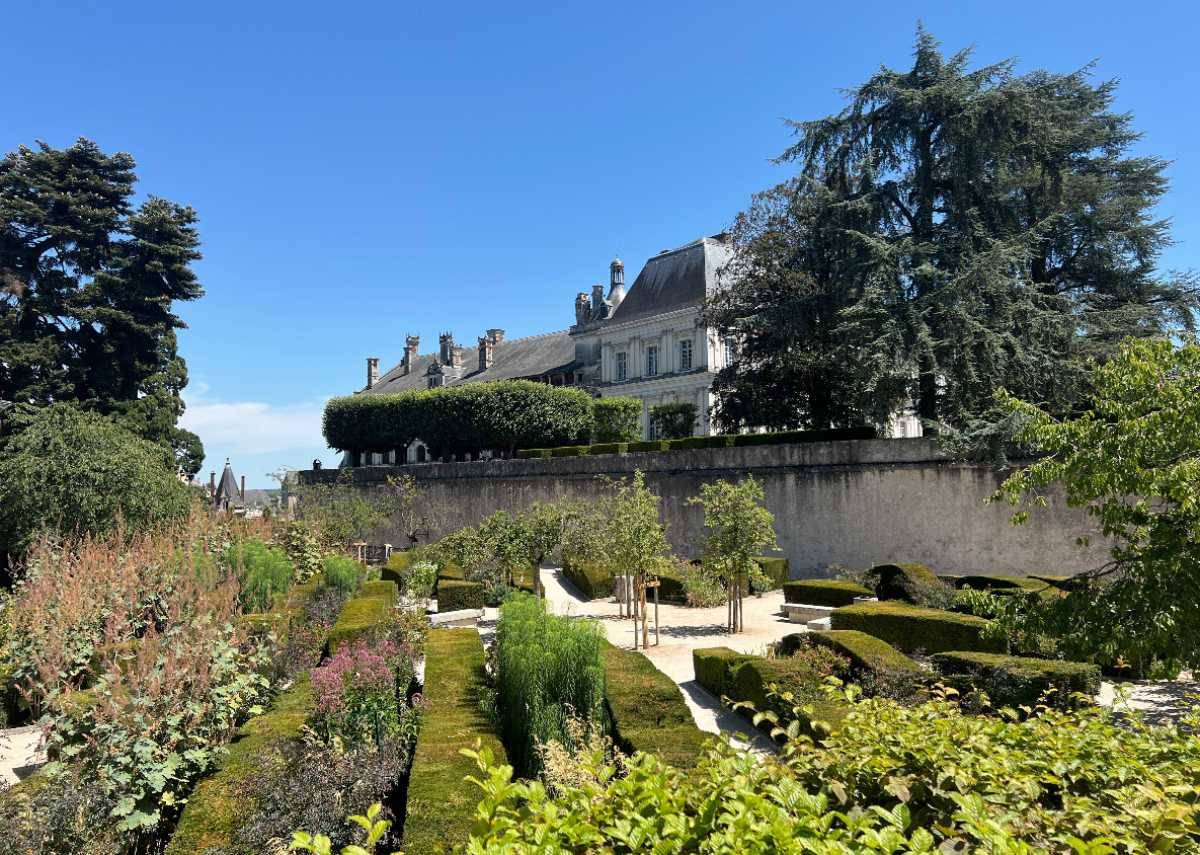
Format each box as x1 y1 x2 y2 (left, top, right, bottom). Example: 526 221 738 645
215 459 241 504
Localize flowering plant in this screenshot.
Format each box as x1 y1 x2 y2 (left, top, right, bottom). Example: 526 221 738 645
310 639 418 747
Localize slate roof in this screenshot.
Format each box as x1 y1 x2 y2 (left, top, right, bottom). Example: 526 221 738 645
363 329 576 395
215 461 242 505
608 236 731 324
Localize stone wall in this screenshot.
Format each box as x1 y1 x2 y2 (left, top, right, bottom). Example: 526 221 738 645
298 438 1108 578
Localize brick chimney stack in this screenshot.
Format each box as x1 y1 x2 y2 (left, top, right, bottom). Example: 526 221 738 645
402 335 419 375
366 357 380 389
478 335 496 371
240 475 246 502
209 471 216 494
439 332 455 366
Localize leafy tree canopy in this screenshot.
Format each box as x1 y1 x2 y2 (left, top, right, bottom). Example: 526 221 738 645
706 28 1196 434
0 138 205 475
0 403 194 559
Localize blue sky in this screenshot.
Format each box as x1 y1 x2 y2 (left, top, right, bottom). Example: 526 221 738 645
6 1 1199 486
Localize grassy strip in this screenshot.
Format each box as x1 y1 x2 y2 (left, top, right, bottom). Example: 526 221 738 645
402 629 505 854
601 640 708 768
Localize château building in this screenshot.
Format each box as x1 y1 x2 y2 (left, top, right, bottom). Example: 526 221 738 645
357 235 736 449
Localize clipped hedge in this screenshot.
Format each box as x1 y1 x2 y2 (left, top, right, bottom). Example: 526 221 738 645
669 435 736 450
781 630 923 678
649 402 697 440
515 448 551 459
601 641 708 768
831 601 1004 654
753 556 789 591
591 397 641 442
866 562 940 603
436 579 485 611
587 442 627 456
165 677 315 854
931 651 1101 709
550 445 589 458
954 574 1049 592
513 428 879 458
323 380 594 459
325 580 397 654
692 647 756 699
732 426 877 446
727 656 849 735
626 439 670 453
783 579 870 607
381 549 412 585
403 629 505 854
562 559 614 599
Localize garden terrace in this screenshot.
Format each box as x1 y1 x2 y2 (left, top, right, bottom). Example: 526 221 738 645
402 628 505 854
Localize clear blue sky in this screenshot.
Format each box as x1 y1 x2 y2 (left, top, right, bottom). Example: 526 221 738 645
7 1 1199 486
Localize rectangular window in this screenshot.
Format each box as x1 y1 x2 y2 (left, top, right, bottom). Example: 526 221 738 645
679 339 693 371
723 336 735 366
646 345 658 376
616 351 627 382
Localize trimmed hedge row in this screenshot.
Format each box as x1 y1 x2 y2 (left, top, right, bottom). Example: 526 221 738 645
753 556 789 591
600 641 708 768
954 574 1049 592
436 578 485 611
930 651 1101 709
831 601 1004 654
325 580 397 654
381 549 412 585
693 647 757 699
783 579 870 607
403 629 506 854
780 630 923 678
165 677 315 854
726 656 850 736
516 426 878 459
591 397 642 443
562 559 614 599
866 562 940 603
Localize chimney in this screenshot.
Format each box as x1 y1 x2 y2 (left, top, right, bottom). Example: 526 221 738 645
209 471 216 494
478 335 496 371
607 256 625 308
403 335 419 375
439 332 455 366
486 328 505 344
591 283 605 313
366 356 380 389
240 475 246 502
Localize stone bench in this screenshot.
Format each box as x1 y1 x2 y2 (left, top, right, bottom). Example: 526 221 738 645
429 608 484 628
782 602 836 624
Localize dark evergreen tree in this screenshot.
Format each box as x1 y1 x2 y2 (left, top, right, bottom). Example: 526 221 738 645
0 138 205 475
708 29 1197 434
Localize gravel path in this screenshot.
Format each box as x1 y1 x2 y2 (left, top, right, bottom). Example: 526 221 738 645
0 725 46 785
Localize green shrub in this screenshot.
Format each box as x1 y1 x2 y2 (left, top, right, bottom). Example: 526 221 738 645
586 442 627 456
562 559 613 599
727 652 850 736
779 630 923 680
0 404 193 557
550 445 589 457
930 650 1101 709
865 562 940 602
323 380 594 459
831 601 1004 654
591 397 641 442
515 448 552 459
226 539 294 613
165 677 315 854
955 574 1049 592
380 550 412 585
649 402 697 439
601 640 707 767
436 579 485 611
667 434 736 450
751 556 789 591
731 426 878 446
692 647 756 698
653 564 687 603
325 583 396 654
625 439 670 453
495 594 606 777
783 579 870 606
402 629 505 855
321 554 364 596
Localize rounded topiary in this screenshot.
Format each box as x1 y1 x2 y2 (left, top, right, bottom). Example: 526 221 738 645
867 562 939 603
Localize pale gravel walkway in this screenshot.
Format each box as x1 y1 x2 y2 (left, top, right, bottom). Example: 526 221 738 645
0 725 46 786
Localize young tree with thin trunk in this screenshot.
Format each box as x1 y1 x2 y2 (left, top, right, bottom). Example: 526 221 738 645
603 471 670 649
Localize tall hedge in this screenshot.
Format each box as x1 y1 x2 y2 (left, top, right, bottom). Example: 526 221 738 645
591 397 642 442
323 380 595 458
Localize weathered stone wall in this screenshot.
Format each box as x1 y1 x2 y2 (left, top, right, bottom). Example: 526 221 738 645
298 438 1107 578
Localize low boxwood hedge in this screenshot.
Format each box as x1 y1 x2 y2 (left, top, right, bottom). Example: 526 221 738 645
692 647 756 699
783 579 870 607
515 448 552 459
513 428 877 459
601 641 707 768
402 628 506 854
799 630 923 677
866 562 939 602
830 601 1004 654
930 651 1101 709
667 435 736 450
753 556 789 591
165 677 315 854
732 426 877 446
381 549 412 585
587 442 627 456
727 656 849 736
626 439 670 453
954 574 1048 592
562 559 613 599
436 578 485 612
550 445 589 457
325 581 397 654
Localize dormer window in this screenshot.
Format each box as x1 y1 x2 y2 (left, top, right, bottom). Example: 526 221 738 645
646 345 658 376
679 339 693 372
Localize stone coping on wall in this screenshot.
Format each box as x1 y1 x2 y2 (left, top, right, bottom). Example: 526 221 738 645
298 438 964 485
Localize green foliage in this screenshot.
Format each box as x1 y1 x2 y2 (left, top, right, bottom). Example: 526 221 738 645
289 802 397 855
321 555 365 596
625 439 670 453
996 337 1200 675
0 404 193 556
783 579 870 606
750 556 789 591
325 583 397 655
930 650 1101 710
322 380 594 457
402 629 505 855
226 538 294 613
0 138 206 475
832 601 1004 654
727 651 850 737
865 562 943 604
436 579 485 612
955 574 1050 593
550 444 588 457
273 520 327 582
669 434 735 450
649 402 697 439
561 559 613 600
495 593 606 777
732 427 877 446
600 640 708 767
692 647 756 699
675 559 726 607
590 397 641 442
295 472 420 549
586 441 626 455
794 630 923 679
707 30 1198 434
403 559 438 600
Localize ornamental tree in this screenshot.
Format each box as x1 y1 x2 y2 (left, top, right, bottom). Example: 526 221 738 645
602 471 670 649
689 477 778 633
994 337 1200 675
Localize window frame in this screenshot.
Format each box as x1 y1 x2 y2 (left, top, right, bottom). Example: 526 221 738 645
616 351 628 382
679 338 693 372
646 345 658 376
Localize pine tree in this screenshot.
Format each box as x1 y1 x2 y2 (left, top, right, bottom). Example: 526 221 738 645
0 138 205 475
708 28 1197 433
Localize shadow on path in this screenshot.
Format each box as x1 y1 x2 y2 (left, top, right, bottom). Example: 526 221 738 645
677 679 777 754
